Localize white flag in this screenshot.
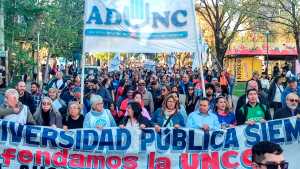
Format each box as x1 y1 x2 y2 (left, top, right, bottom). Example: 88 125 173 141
108 53 121 72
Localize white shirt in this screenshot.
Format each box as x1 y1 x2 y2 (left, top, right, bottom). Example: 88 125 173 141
273 84 284 102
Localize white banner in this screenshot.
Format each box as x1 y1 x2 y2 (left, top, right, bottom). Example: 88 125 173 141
0 118 299 168
83 0 197 53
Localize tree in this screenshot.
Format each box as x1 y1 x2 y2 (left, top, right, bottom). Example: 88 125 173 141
253 0 300 60
196 0 260 69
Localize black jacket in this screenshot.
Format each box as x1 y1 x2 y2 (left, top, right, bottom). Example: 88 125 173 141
268 81 284 105
236 103 271 125
19 91 35 114
119 115 153 128
235 94 268 113
274 107 300 119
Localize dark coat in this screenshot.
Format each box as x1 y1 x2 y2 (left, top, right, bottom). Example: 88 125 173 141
273 107 300 119
19 91 35 114
235 103 271 125
235 94 268 113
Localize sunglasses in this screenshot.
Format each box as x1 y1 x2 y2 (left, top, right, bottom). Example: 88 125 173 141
256 162 288 169
188 88 194 90
139 83 146 86
288 98 298 103
42 102 51 106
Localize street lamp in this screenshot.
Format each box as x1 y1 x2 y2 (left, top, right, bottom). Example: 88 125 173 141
265 30 270 75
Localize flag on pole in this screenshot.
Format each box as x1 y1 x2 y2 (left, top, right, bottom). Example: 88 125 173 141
167 53 176 69
108 53 121 72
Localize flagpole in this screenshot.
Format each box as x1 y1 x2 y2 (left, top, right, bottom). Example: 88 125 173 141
191 0 206 98
80 0 88 108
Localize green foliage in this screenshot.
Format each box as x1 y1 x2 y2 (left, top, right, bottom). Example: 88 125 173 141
3 0 84 83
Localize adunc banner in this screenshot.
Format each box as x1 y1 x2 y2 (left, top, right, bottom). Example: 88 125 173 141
0 118 300 169
83 0 198 53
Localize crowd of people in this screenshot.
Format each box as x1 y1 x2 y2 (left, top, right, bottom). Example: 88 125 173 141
0 63 299 132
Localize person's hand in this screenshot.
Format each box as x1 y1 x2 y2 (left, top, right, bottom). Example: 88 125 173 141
12 107 19 113
260 119 267 123
202 124 209 131
140 124 146 129
119 125 125 128
245 120 256 125
63 126 68 131
174 124 180 129
51 124 57 128
297 114 300 119
229 124 235 128
154 125 161 132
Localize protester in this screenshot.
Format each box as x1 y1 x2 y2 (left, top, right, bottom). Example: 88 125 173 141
268 76 284 113
48 88 66 115
63 101 84 130
219 70 229 96
0 89 35 125
83 95 116 128
187 98 220 131
137 79 154 114
185 84 199 115
33 97 62 128
281 76 300 104
152 94 185 132
274 93 300 119
179 73 192 95
236 80 268 113
119 102 153 128
252 141 288 169
154 85 170 111
132 91 151 120
214 96 236 128
49 71 66 91
16 81 35 114
97 78 113 109
260 72 270 93
118 86 135 118
236 89 271 125
272 63 280 77
31 82 42 113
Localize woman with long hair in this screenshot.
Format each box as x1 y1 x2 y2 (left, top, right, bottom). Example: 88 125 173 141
214 96 236 129
152 94 185 132
119 102 153 128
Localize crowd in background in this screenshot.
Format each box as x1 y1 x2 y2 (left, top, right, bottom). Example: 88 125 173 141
0 62 300 132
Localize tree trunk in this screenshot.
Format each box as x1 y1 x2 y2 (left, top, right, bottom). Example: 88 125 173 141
295 31 300 62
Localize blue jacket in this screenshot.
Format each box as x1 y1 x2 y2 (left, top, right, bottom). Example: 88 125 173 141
178 80 192 95
281 86 300 104
152 108 185 127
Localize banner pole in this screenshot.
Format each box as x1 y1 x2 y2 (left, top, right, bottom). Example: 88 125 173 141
80 0 88 109
191 0 206 98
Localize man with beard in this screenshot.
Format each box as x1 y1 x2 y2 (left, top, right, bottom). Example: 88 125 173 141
16 81 35 114
31 82 42 113
274 93 300 119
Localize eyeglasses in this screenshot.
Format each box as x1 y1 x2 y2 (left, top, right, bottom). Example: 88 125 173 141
42 102 51 106
288 98 298 103
255 162 288 169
